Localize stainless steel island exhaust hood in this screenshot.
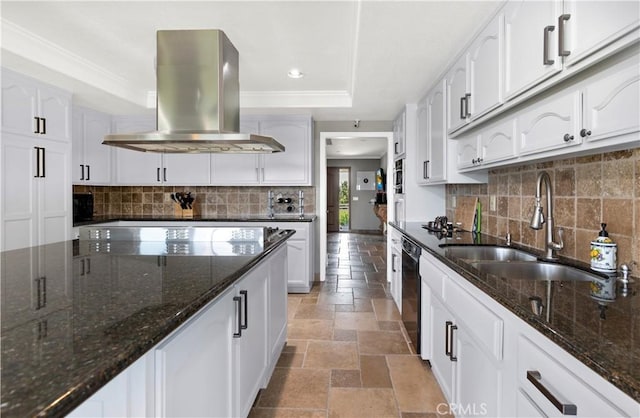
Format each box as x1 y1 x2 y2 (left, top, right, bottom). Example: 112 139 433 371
103 30 284 153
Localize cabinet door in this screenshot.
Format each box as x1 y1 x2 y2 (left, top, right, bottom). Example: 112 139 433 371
37 84 72 142
446 54 469 133
155 291 234 418
1 70 39 136
286 239 310 293
38 140 71 245
454 326 501 418
429 296 455 402
1 135 37 250
469 13 503 119
211 154 260 185
427 85 446 182
268 246 287 364
261 118 312 185
456 136 479 170
234 268 268 418
72 111 85 183
394 110 406 158
82 109 112 184
390 245 402 312
480 118 517 165
564 0 640 68
582 57 640 144
517 90 582 156
162 154 211 185
504 0 563 100
112 117 162 185
415 96 430 185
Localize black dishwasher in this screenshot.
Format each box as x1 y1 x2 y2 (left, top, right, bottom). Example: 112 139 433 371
401 237 421 353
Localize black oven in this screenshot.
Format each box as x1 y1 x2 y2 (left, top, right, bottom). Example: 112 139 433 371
73 193 94 222
394 159 404 194
401 236 421 353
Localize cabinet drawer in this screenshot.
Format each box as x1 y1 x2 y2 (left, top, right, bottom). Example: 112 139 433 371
517 334 627 417
444 278 503 361
419 256 445 300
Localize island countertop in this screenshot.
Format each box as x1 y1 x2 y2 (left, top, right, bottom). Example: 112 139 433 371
390 221 639 403
73 214 317 227
0 230 293 418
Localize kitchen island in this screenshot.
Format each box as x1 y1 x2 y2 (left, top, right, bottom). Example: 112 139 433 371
0 227 294 417
390 221 639 415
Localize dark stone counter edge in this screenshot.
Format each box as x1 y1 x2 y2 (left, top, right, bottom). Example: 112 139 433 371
388 222 640 403
39 231 295 418
73 215 317 227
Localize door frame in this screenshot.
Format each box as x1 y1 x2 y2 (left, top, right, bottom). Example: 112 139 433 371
318 131 394 282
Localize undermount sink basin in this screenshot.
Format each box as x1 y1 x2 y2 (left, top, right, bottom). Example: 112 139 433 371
468 261 603 282
443 245 538 262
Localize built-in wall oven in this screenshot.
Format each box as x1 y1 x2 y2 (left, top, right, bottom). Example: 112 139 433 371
401 236 421 353
394 159 404 194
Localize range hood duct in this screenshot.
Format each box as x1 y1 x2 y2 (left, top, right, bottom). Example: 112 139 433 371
103 30 284 153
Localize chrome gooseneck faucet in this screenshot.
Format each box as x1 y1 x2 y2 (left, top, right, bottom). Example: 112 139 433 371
530 171 564 260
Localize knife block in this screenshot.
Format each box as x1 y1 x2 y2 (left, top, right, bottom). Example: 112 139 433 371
174 202 195 218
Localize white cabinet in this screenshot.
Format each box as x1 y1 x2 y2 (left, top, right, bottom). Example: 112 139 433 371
284 222 314 293
416 82 446 184
563 0 640 68
457 118 517 171
1 68 72 143
267 245 288 370
517 89 582 156
447 12 503 134
420 253 504 417
504 0 639 101
388 228 402 312
393 109 406 160
211 115 313 186
1 133 71 251
72 106 112 184
504 0 564 100
581 54 640 145
112 116 211 185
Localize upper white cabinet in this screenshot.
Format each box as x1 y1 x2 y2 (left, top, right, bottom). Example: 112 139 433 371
393 109 406 160
416 81 446 184
518 89 582 156
112 116 211 186
563 0 640 68
1 68 72 143
504 0 564 100
504 0 639 101
211 115 313 186
72 107 112 184
447 13 503 134
458 117 517 171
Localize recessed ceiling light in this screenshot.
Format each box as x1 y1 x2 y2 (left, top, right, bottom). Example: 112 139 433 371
287 69 304 79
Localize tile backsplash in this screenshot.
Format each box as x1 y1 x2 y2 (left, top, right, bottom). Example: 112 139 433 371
446 149 639 267
73 185 315 218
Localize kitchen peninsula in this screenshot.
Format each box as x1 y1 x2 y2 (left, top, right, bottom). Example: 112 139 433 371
0 226 294 417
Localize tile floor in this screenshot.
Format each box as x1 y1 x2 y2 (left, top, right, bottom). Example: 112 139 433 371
249 232 451 418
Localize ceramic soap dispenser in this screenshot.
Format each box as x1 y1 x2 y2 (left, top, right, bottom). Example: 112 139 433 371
590 223 617 272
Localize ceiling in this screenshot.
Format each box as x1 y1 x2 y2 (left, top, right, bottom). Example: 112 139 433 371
325 136 388 159
1 0 501 123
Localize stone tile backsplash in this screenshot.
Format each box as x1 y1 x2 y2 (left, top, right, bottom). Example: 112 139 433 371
73 185 316 218
446 149 640 267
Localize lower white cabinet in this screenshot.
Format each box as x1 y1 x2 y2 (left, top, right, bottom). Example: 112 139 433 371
68 243 288 418
388 228 402 312
419 250 640 417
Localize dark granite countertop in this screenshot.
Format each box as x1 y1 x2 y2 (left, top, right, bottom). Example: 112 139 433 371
390 221 639 403
74 214 317 227
0 231 294 417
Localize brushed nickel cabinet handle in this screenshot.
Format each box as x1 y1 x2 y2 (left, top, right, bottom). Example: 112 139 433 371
233 296 242 338
527 370 577 415
558 14 571 57
543 25 555 65
80 164 85 180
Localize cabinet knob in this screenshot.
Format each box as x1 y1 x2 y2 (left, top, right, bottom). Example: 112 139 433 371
563 134 574 142
580 128 591 138
471 158 477 164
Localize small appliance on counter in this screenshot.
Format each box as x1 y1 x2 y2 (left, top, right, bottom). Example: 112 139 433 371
73 193 94 222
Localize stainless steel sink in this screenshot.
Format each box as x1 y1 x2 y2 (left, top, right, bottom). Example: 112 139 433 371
468 261 603 282
443 245 538 262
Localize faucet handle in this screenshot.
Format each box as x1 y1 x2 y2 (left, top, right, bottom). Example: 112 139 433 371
549 227 564 251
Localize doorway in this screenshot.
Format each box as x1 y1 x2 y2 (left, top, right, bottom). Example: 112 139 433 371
327 167 351 232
